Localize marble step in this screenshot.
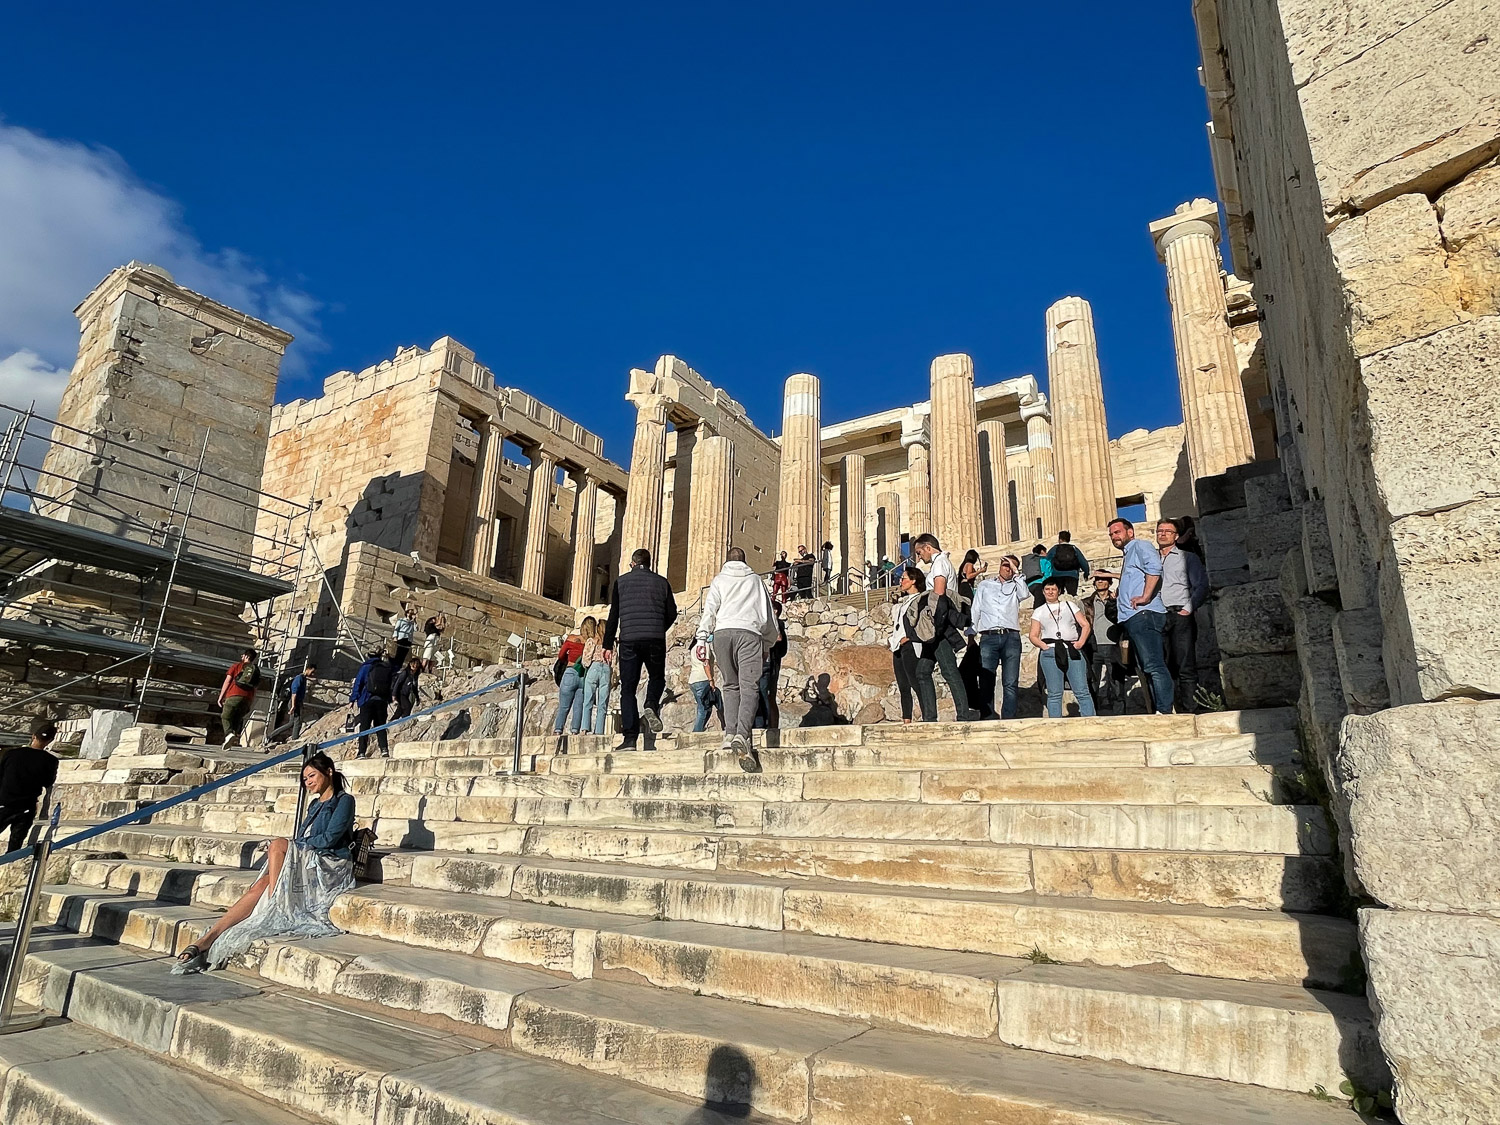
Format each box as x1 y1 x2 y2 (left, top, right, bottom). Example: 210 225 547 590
74 817 1344 911
0 1020 315 1125
11 908 1383 1101
6 935 764 1125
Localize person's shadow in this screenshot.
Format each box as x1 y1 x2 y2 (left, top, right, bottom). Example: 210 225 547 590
682 1044 756 1121
798 673 847 727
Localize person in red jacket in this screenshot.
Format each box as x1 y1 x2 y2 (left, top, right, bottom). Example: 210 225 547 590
219 648 261 748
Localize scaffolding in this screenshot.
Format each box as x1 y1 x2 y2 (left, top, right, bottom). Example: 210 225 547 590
0 401 331 737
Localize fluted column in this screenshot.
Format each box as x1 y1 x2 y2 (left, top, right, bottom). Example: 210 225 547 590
467 419 506 576
841 453 868 576
1150 199 1256 483
620 393 669 565
874 490 902 561
1022 397 1061 539
568 470 598 607
901 413 931 538
977 420 1009 546
1009 450 1037 543
1046 297 1117 531
520 449 556 595
775 373 821 555
686 435 734 594
929 354 984 552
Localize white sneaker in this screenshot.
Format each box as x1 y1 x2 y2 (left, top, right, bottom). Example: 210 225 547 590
222 732 239 749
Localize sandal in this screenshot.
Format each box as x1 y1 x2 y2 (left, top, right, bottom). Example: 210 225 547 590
174 944 209 974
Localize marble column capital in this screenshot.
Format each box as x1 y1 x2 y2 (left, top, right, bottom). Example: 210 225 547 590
1149 198 1222 260
1019 394 1051 425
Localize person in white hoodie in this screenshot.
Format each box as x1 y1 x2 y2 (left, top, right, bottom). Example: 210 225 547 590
696 546 780 772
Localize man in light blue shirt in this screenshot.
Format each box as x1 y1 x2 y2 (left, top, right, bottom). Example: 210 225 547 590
1105 518 1175 714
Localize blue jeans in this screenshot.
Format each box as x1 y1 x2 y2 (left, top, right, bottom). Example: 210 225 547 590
1123 610 1174 715
1039 645 1097 718
552 666 584 733
691 680 724 732
978 631 1023 719
581 662 612 734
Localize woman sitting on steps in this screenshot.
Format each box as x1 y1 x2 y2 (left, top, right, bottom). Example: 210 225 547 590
174 752 356 973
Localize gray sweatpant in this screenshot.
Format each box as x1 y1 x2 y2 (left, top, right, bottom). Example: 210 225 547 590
713 628 766 742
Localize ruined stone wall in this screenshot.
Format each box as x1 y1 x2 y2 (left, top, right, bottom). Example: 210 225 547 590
39 263 290 564
1196 3 1500 1119
333 541 575 673
1108 425 1193 525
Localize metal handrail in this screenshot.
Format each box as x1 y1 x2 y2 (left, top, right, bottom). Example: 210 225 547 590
0 669 530 1030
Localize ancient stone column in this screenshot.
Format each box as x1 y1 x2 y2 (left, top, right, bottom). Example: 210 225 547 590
1008 450 1037 543
467 419 507 576
1022 397 1061 539
841 453 867 576
1046 297 1117 532
568 470 598 607
620 393 669 565
977 420 1009 546
901 414 931 539
686 435 734 594
775 373 821 555
520 449 556 596
1150 199 1256 483
928 354 984 552
874 490 902 561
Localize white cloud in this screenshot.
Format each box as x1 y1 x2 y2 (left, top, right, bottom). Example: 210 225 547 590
0 121 324 421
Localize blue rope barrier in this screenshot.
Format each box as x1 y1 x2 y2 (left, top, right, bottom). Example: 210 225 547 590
0 673 522 869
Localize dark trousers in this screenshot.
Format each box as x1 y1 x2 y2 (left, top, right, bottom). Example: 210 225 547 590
933 638 973 720
1053 573 1079 596
358 698 390 756
959 641 985 717
1 804 35 853
1163 608 1200 713
755 654 783 729
617 637 666 741
893 646 937 721
1030 583 1047 608
394 638 413 668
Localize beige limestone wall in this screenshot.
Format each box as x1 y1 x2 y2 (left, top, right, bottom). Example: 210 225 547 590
1109 425 1193 525
39 263 291 564
337 541 575 672
1195 2 1500 1119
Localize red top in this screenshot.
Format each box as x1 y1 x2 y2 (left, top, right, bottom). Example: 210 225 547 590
224 661 256 700
557 637 584 665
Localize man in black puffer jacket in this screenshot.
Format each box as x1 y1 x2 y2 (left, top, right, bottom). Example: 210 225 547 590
603 548 679 751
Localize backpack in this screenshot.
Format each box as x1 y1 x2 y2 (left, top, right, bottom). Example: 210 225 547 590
235 661 261 689
908 594 938 644
1052 543 1082 572
1021 554 1044 582
350 826 378 881
365 659 393 700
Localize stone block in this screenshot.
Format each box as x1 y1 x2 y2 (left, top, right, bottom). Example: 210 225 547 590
79 709 133 760
1330 610 1390 714
1329 193 1464 357
1362 908 1500 1125
1212 580 1295 657
1299 3 1500 213
1219 654 1303 711
1336 700 1500 915
1381 496 1500 703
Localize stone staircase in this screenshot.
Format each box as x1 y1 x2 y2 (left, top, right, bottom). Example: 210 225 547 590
0 709 1383 1123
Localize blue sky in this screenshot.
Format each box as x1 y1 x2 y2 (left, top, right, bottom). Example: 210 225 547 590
1 2 1216 461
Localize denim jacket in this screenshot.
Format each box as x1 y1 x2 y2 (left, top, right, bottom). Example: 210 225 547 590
297 790 356 859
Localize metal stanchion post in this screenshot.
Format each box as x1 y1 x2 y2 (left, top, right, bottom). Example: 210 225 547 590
511 668 527 776
0 806 61 1034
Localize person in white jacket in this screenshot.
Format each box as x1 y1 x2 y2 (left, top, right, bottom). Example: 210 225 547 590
696 547 780 772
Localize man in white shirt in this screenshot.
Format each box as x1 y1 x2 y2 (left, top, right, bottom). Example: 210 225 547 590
697 546 780 771
911 533 974 720
969 554 1031 719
